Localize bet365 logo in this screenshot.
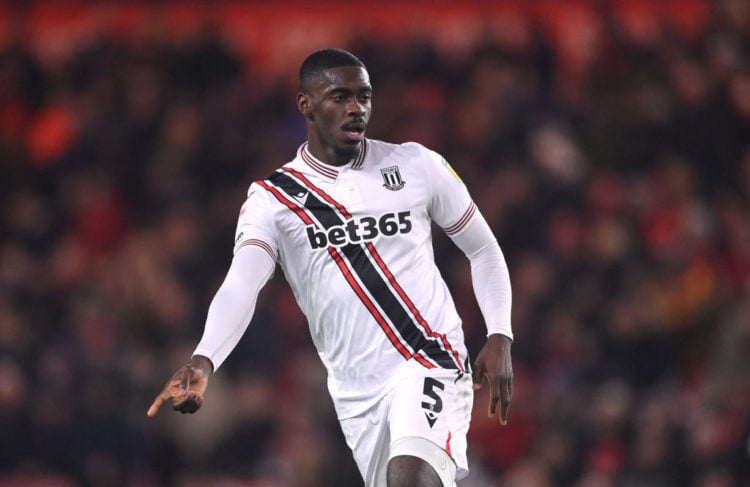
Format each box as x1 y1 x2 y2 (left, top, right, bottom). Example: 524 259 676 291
307 211 412 249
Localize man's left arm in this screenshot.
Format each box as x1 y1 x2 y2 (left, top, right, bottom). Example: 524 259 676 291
449 211 514 425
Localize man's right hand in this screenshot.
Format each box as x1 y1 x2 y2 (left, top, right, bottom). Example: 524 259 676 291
147 355 213 417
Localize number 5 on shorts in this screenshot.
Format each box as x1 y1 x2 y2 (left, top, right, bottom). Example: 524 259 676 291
421 378 445 428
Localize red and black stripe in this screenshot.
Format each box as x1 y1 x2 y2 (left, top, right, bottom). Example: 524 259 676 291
267 170 463 371
259 176 424 364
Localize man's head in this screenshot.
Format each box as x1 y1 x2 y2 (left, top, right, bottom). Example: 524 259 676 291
297 48 372 166
298 48 365 93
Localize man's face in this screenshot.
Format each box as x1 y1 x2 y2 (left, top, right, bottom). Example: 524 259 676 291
298 66 372 164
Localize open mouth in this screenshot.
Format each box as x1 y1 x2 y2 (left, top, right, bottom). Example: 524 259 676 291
343 122 366 140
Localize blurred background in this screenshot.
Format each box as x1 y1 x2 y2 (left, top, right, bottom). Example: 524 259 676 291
1 0 750 486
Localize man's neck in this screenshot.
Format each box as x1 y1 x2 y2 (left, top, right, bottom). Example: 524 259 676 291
307 142 361 167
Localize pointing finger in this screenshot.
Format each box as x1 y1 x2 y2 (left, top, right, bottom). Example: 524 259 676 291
147 391 168 417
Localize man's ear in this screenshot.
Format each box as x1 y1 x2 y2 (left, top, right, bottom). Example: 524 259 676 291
297 92 313 120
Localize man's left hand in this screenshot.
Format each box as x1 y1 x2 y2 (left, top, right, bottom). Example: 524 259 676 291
472 333 513 425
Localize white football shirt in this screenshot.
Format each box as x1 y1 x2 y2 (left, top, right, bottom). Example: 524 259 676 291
226 139 487 419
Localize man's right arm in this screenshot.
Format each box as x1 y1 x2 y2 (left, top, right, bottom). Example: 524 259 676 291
147 245 275 417
192 245 276 370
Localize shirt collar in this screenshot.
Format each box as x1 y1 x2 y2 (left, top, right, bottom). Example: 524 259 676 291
298 140 368 180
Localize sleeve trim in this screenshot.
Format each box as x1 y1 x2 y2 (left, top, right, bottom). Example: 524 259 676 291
442 201 477 236
235 238 276 262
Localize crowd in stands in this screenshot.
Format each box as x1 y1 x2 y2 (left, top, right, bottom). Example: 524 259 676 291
1 1 749 485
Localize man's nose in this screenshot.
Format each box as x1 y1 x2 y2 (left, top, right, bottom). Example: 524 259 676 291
348 99 366 115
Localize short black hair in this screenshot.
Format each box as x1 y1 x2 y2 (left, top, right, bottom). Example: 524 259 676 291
299 48 365 92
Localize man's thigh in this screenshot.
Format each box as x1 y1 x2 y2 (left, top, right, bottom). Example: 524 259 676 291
339 369 473 486
387 369 473 483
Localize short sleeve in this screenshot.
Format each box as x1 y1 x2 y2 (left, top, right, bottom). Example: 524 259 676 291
419 145 476 237
233 182 278 263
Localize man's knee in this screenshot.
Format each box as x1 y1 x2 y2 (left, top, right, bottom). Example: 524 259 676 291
386 436 456 487
387 455 443 487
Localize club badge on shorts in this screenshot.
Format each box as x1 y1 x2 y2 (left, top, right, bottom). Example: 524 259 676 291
381 166 406 191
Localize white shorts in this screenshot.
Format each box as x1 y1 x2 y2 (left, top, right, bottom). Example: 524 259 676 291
340 369 473 486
